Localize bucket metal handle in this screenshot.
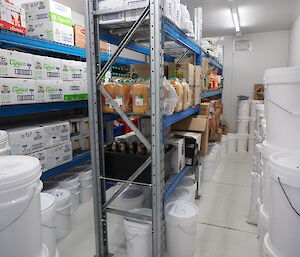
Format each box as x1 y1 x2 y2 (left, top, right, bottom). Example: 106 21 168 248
0 185 38 232
268 99 300 116
278 177 300 217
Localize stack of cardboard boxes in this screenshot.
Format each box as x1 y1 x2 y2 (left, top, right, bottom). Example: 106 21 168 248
69 117 90 154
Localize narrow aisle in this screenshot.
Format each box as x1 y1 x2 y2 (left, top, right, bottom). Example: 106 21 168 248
194 152 259 257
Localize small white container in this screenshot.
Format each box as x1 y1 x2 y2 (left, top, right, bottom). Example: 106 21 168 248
237 116 250 134
0 130 10 156
221 135 228 156
269 151 300 257
178 177 196 202
124 208 152 257
165 200 198 257
258 204 269 257
237 134 249 152
263 233 279 257
0 156 43 257
41 193 58 257
238 99 250 117
56 173 80 213
227 133 237 153
51 189 72 240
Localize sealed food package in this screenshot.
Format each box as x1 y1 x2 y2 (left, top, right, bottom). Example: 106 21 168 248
169 78 183 112
102 80 117 113
163 77 178 116
132 79 150 114
180 79 189 110
188 83 193 107
115 79 132 113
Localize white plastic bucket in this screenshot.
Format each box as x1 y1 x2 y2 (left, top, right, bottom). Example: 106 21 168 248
165 200 198 257
41 193 58 257
124 208 152 257
142 186 152 208
51 189 72 240
0 130 10 156
56 173 80 213
258 204 269 257
201 153 217 181
250 100 264 119
237 116 250 134
263 233 279 257
178 177 196 202
237 134 249 152
238 99 250 117
256 104 265 129
269 151 300 257
264 67 300 150
43 181 60 194
221 135 228 156
227 133 237 153
261 141 281 216
0 156 43 257
247 171 260 225
166 187 190 204
117 187 145 211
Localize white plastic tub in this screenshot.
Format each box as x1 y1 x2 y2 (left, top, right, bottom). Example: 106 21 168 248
41 193 58 257
263 233 279 257
238 99 250 117
51 189 72 240
221 135 228 156
0 156 43 257
227 133 237 153
258 204 269 257
247 171 260 225
0 130 10 156
178 177 196 202
201 153 217 181
269 151 300 257
264 67 300 149
57 173 80 213
237 116 250 134
165 200 198 257
237 134 249 152
124 208 152 257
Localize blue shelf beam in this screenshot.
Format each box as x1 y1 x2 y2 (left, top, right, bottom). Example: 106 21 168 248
41 151 91 180
201 89 222 98
203 54 223 71
164 166 191 202
0 101 88 118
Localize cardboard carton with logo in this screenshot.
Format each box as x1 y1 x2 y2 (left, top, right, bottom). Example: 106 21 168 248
73 24 86 48
28 149 47 172
34 55 62 80
168 63 195 86
36 80 63 102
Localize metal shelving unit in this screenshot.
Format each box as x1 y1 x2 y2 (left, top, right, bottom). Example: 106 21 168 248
85 1 222 257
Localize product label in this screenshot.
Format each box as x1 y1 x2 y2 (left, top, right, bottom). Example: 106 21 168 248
49 12 72 27
115 95 123 106
135 94 144 106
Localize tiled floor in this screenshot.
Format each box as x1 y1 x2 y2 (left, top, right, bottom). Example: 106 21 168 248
58 152 259 257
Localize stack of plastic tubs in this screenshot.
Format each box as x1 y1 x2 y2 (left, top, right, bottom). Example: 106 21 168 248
237 98 250 152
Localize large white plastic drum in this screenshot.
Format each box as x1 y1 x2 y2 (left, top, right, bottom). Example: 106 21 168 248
237 116 250 134
0 130 10 156
238 99 250 117
237 134 248 152
263 233 279 257
258 204 269 257
167 187 190 204
0 156 43 257
227 133 237 153
221 135 228 156
264 67 300 149
124 208 152 257
41 193 58 257
165 200 198 257
178 177 196 202
269 151 300 257
56 173 80 213
51 189 72 240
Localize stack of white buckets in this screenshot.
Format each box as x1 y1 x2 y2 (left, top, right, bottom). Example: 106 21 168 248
200 143 221 181
258 67 300 257
236 99 251 152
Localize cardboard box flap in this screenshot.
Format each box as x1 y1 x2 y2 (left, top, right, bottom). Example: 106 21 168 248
171 115 207 132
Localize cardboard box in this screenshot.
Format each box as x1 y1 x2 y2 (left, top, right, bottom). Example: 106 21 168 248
73 24 85 48
202 57 209 75
194 65 203 87
200 102 211 117
168 63 195 86
63 80 87 101
166 136 185 173
79 117 89 135
100 40 109 53
172 115 207 133
36 80 63 103
80 134 90 151
221 120 229 135
126 8 149 22
46 141 72 170
140 118 151 137
28 149 47 172
200 120 209 156
0 78 36 105
178 57 194 64
34 55 62 80
130 64 150 79
100 11 125 24
7 126 45 155
193 86 201 105
254 84 264 100
62 60 86 80
99 0 124 11
41 121 70 147
0 49 15 77
124 0 148 8
71 134 81 151
0 4 26 34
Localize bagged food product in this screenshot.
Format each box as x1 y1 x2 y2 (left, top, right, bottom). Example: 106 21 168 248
169 78 183 112
132 79 150 114
181 79 189 110
102 80 117 113
164 77 178 116
117 79 132 113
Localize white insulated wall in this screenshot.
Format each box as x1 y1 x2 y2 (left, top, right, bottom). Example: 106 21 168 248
221 31 290 132
288 16 300 67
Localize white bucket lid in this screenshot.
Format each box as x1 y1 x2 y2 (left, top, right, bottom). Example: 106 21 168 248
264 66 300 84
261 141 281 159
168 187 190 201
263 233 279 257
57 173 80 187
120 187 143 200
270 151 300 187
124 208 152 226
180 177 195 187
51 189 71 207
0 156 41 191
41 193 56 223
165 200 198 220
0 130 8 144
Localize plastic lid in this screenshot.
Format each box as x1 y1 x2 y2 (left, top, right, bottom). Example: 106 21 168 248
0 156 41 190
262 141 281 159
0 130 8 143
121 188 143 199
180 177 195 187
264 66 300 85
124 208 152 225
165 200 198 219
51 189 71 206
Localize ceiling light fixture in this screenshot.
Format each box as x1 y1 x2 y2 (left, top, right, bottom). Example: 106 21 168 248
231 7 241 32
